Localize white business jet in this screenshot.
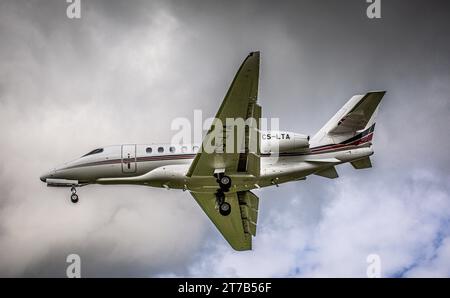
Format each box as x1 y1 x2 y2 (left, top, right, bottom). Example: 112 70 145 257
40 52 385 250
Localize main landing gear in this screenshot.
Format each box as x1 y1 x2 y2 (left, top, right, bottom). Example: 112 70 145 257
70 186 79 204
217 174 232 192
214 173 232 216
215 189 231 216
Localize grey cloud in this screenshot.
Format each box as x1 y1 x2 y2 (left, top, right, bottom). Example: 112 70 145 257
0 0 449 277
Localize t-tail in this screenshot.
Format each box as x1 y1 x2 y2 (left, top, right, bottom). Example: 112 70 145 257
310 91 386 169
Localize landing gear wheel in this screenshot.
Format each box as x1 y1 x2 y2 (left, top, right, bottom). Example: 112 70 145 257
70 193 79 204
219 202 231 216
218 175 231 191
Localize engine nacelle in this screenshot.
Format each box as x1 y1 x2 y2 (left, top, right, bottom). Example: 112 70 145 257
261 131 310 153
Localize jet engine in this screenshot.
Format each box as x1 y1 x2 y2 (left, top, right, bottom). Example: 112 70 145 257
260 131 310 153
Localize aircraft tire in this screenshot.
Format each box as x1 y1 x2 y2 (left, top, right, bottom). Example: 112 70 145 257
70 193 79 204
219 175 232 190
219 202 231 216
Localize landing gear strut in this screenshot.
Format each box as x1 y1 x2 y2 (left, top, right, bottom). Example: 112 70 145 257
215 189 231 216
70 186 79 204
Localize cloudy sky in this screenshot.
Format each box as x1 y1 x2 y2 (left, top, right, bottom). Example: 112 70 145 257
0 0 449 277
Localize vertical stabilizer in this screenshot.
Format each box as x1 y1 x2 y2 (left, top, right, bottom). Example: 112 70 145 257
310 91 385 148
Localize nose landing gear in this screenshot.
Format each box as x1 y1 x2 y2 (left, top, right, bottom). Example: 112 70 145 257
70 186 79 204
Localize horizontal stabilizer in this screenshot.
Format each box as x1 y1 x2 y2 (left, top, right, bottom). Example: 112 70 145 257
351 157 372 169
314 166 339 179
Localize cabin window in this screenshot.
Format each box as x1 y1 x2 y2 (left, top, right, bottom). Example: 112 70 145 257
193 146 199 152
82 148 104 157
158 147 164 153
146 147 152 154
169 146 176 153
181 146 188 153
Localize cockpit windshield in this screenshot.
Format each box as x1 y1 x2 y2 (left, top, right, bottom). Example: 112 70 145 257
82 148 104 157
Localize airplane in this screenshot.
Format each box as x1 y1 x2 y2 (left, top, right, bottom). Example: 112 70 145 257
40 51 385 251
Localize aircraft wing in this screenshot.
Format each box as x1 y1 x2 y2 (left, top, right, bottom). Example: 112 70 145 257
186 52 261 178
190 190 259 251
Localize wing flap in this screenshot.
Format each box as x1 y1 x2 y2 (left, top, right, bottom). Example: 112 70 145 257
243 219 257 237
238 191 259 236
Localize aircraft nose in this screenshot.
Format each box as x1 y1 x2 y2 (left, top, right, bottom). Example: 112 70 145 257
40 169 56 182
40 173 48 182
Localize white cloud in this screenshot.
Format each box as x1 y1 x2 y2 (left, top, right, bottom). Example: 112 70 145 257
185 169 450 277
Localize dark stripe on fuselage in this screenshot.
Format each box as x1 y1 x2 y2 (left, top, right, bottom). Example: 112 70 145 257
341 123 375 145
308 123 375 151
65 154 197 170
